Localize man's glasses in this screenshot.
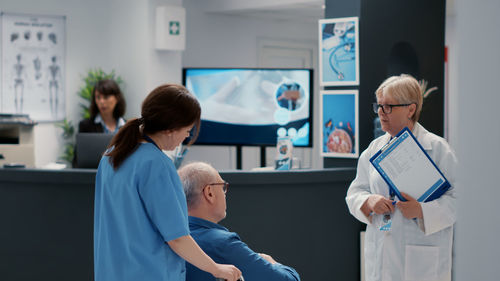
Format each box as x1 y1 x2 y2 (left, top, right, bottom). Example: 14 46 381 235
372 103 412 114
207 181 229 194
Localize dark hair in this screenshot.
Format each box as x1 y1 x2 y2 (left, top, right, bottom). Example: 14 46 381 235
89 79 126 120
106 84 201 169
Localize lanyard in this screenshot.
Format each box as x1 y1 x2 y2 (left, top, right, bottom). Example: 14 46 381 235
387 136 396 200
389 189 395 200
143 134 161 151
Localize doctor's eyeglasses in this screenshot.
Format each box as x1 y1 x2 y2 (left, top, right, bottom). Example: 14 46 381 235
207 181 229 194
372 103 412 114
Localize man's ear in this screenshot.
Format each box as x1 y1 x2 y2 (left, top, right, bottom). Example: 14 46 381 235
202 185 216 204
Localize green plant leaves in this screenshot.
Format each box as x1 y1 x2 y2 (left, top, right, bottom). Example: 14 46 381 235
55 118 75 139
58 143 75 163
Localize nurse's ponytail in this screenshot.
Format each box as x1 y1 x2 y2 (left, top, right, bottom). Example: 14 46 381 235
106 118 143 169
106 84 201 169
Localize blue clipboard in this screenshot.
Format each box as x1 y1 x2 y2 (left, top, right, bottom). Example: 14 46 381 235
369 127 451 202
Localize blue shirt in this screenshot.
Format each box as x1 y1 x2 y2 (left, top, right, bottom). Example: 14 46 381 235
187 216 300 281
94 143 190 281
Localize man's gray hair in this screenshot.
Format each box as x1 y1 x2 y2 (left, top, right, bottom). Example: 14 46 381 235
178 162 218 208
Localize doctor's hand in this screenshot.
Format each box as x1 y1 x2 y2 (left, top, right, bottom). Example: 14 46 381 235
396 192 423 219
364 194 395 215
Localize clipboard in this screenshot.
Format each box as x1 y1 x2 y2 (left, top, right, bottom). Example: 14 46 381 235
369 127 451 202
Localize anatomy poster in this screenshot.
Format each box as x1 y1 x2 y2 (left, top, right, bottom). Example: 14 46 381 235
1 12 65 121
318 17 359 86
320 90 359 158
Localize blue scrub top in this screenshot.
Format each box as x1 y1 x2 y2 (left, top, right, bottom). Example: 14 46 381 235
94 143 189 281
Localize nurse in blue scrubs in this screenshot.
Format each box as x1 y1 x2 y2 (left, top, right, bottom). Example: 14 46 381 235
94 84 241 281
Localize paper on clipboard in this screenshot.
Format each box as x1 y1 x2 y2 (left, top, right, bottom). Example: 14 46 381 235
370 127 450 202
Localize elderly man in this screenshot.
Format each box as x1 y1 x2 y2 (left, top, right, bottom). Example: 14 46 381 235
178 162 300 281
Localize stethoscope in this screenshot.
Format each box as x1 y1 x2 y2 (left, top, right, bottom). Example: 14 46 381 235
328 41 355 81
325 27 356 81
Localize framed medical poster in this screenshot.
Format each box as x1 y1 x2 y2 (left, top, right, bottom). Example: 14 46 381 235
318 17 359 86
1 12 66 121
320 90 359 158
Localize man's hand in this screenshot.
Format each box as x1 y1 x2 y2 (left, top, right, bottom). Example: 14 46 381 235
259 253 277 264
396 192 423 219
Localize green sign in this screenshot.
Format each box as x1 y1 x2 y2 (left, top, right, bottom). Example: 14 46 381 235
169 21 180 35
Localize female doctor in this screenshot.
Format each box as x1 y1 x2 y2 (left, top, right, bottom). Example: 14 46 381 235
346 74 457 281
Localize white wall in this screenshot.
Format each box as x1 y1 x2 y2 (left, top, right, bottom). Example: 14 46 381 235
183 1 318 67
108 0 184 118
181 0 320 170
1 0 111 167
1 0 183 167
453 0 500 279
445 6 457 147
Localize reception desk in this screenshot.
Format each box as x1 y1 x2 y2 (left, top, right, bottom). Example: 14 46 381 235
0 167 363 281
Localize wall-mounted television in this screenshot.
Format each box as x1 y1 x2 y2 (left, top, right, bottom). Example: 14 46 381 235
183 68 313 147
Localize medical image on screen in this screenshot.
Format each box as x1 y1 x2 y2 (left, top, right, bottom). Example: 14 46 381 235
275 82 305 111
184 68 312 146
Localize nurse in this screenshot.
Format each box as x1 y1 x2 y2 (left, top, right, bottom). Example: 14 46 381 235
346 74 457 281
94 84 241 281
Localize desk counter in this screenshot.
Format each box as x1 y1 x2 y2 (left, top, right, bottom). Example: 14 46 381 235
0 168 362 281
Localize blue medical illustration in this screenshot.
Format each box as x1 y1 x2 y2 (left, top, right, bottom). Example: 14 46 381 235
322 94 356 154
321 21 357 83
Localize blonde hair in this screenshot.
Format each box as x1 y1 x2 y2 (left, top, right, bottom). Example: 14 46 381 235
375 74 423 123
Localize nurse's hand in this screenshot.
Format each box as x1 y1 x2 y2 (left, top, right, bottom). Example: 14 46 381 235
365 194 395 215
396 192 423 219
213 264 242 281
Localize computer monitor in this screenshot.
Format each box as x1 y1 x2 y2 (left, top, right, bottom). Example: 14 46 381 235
75 133 114 168
183 68 313 147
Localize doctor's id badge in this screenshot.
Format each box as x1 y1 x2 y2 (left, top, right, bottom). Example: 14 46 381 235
379 214 392 231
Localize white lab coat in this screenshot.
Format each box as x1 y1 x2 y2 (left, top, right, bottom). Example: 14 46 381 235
346 123 457 281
